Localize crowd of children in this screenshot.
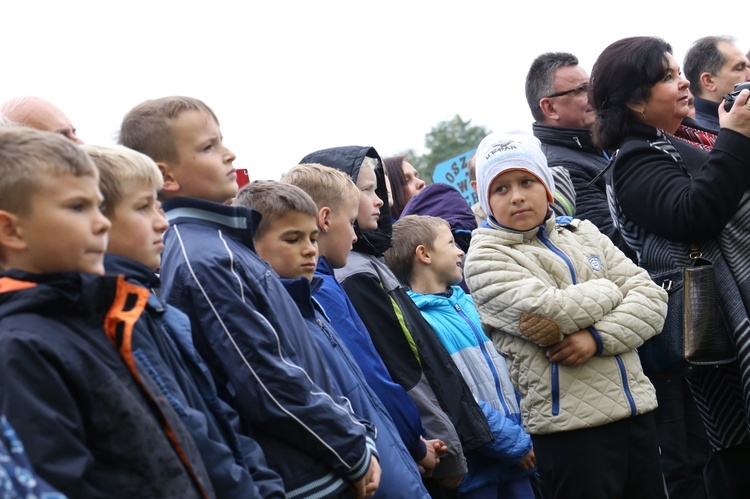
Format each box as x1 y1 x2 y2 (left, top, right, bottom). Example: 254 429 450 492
0 95 670 499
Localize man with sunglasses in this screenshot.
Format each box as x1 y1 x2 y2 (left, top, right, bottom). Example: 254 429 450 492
525 52 634 259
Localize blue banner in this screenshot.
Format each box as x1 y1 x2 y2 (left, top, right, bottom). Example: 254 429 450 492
431 148 477 206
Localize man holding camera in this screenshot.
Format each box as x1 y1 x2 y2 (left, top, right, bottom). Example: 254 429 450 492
684 35 750 132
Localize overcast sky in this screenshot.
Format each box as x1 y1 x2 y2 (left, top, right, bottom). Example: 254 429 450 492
4 1 749 181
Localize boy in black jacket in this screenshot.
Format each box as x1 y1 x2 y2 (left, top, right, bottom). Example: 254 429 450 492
0 128 210 498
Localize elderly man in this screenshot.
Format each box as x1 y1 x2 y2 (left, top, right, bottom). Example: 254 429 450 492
684 35 750 132
1 96 83 144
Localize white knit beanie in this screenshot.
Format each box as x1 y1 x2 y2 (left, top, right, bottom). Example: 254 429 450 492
475 131 555 218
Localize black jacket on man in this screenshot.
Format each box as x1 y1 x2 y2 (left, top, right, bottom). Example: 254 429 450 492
533 122 635 260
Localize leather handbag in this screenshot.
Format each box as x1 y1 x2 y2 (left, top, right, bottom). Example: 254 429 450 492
638 247 736 374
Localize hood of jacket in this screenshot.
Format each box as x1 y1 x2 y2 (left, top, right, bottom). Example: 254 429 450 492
300 146 392 257
400 182 477 253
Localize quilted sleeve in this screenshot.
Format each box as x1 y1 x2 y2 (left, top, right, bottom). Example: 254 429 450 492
465 235 624 344
583 222 668 355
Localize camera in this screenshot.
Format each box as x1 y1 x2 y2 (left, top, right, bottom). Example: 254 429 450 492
723 82 750 111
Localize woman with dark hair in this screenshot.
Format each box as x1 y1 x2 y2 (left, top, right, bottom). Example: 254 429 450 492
590 35 750 497
383 155 426 220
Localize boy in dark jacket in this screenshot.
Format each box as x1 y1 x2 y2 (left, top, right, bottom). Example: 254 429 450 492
119 96 380 499
0 128 211 498
233 178 432 498
282 163 444 477
86 143 284 498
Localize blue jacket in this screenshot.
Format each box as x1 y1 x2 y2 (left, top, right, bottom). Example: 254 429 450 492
160 197 377 498
105 254 284 498
282 276 430 498
409 286 534 493
314 257 427 461
0 270 211 498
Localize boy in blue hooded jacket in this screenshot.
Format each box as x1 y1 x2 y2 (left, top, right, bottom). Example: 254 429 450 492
386 214 536 499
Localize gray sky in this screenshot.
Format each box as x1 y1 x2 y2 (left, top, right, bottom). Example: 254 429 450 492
4 1 749 180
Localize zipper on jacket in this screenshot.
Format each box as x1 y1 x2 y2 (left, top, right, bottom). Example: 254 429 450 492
538 225 575 417
615 355 636 416
316 318 338 347
454 303 511 416
551 362 560 416
538 225 578 285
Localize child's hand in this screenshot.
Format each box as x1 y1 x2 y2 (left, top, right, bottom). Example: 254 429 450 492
351 456 380 499
518 447 536 470
546 329 597 366
417 437 446 477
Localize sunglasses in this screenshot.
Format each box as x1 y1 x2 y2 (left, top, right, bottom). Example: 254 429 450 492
546 83 589 99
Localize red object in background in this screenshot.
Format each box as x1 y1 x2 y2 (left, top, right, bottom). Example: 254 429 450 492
236 168 250 188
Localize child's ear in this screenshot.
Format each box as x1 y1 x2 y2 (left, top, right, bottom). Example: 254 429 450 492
0 211 27 251
317 207 332 233
415 244 430 264
156 162 180 194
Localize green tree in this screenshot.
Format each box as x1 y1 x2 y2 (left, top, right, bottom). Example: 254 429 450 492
418 115 490 183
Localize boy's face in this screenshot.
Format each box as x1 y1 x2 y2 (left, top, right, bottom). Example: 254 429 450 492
11 173 110 275
166 110 238 204
254 211 319 281
323 198 359 269
355 166 383 230
107 181 168 271
488 169 549 231
426 224 464 288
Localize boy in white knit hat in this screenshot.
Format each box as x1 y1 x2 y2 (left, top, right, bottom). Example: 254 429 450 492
464 131 669 498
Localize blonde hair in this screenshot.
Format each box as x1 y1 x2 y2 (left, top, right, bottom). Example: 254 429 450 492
281 163 360 210
0 128 96 216
82 144 164 216
385 215 450 285
118 96 219 163
232 180 318 240
361 156 380 172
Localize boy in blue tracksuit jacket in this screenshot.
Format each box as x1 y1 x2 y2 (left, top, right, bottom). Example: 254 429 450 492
233 178 431 498
281 163 444 475
120 96 379 499
386 214 536 499
87 143 284 498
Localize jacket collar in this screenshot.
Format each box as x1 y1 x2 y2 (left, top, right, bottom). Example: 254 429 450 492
532 122 600 153
279 275 325 319
162 197 262 252
104 254 160 290
315 255 334 276
0 269 119 319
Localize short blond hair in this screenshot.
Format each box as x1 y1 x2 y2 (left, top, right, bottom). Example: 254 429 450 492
281 163 360 210
118 96 219 163
82 144 164 216
0 128 96 216
232 180 318 240
385 215 450 285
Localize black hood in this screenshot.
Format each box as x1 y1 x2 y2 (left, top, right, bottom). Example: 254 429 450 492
300 146 392 257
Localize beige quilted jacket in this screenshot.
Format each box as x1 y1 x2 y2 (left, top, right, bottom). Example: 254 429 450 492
465 217 667 435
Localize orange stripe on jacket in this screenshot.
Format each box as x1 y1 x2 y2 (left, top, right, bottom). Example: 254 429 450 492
103 275 210 499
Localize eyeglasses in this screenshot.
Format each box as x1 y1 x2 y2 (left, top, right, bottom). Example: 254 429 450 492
546 83 589 99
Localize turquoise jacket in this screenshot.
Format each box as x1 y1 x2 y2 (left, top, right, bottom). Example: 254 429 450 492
409 286 534 493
